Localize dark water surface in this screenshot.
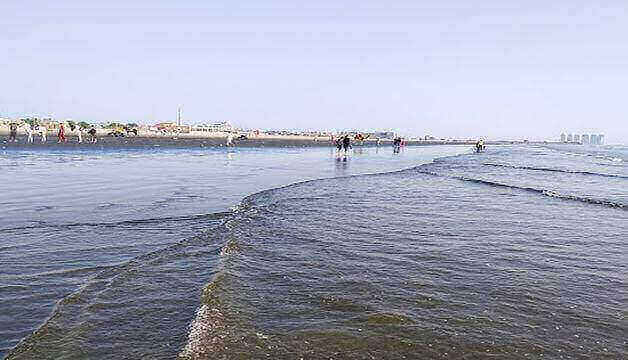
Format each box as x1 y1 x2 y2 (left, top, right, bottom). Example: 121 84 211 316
2 145 626 359
0 145 464 358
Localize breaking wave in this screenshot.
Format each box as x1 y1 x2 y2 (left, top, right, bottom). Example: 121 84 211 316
483 163 628 179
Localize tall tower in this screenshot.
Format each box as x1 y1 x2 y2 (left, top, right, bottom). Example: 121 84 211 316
177 106 182 126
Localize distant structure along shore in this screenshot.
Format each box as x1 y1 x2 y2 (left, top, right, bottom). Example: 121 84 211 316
560 132 604 145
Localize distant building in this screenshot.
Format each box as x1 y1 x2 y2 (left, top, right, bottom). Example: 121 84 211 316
369 131 395 139
581 134 589 144
598 134 604 145
567 133 573 142
152 122 190 133
192 121 236 133
573 134 580 143
560 133 567 142
590 134 599 145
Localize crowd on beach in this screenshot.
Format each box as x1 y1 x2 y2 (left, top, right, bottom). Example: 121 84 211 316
332 133 408 153
3 120 490 152
3 124 424 152
6 122 98 144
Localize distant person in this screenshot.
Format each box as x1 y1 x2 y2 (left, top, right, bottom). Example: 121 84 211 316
77 127 84 143
8 122 18 142
335 137 343 152
226 133 234 146
88 127 97 143
342 135 351 152
475 139 485 153
39 125 47 142
376 138 381 147
393 137 402 153
24 123 34 143
58 123 67 143
354 133 363 145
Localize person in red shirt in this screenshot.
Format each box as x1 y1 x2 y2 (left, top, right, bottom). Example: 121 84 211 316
58 123 67 143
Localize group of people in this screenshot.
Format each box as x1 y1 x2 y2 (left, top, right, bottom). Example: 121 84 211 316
333 133 407 153
392 136 407 153
333 134 353 152
6 123 98 144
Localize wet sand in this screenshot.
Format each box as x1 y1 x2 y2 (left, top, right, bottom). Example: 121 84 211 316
0 135 527 150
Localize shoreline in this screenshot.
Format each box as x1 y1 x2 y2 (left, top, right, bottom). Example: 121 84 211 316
1 134 548 150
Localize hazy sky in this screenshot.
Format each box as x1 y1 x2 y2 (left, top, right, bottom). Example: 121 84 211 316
2 1 627 142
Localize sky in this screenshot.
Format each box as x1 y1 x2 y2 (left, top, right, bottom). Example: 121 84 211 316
1 0 627 143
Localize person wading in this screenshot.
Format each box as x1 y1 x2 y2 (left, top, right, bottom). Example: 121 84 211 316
342 135 351 153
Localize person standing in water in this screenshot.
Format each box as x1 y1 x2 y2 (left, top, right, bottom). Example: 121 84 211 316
342 135 351 153
57 123 67 143
335 136 343 152
475 139 485 152
226 133 234 146
8 122 18 142
393 137 402 153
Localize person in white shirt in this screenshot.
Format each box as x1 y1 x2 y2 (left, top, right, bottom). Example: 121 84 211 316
39 125 47 143
24 124 34 143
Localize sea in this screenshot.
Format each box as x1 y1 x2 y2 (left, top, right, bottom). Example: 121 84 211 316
0 143 626 359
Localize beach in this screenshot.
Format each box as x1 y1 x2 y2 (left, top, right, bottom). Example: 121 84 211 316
1 131 530 150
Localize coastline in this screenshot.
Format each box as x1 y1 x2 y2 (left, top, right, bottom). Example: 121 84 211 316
1 134 542 150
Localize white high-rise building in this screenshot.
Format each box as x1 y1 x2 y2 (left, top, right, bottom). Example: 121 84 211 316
598 134 604 145
573 134 580 143
590 134 599 145
581 134 589 144
560 133 567 142
567 133 573 142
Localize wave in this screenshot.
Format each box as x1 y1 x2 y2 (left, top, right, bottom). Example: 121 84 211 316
0 212 230 233
4 209 231 359
537 145 627 163
418 170 625 210
483 163 628 179
16 146 624 358
6 150 471 358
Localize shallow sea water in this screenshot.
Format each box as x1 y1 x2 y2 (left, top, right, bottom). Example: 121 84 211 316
1 144 626 359
0 144 464 358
